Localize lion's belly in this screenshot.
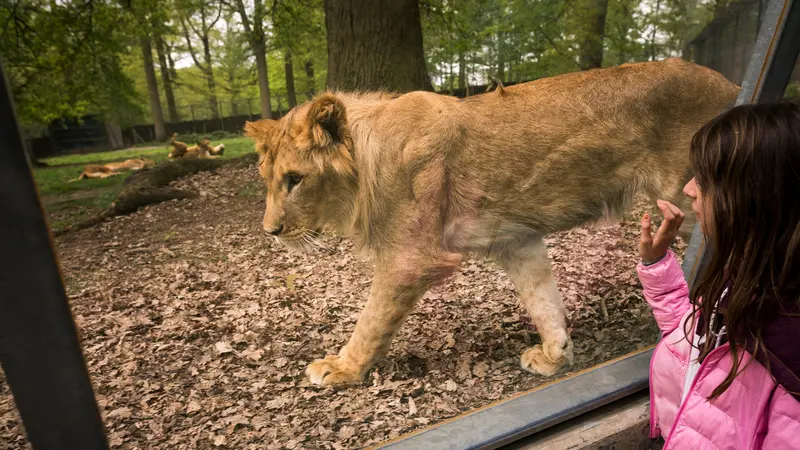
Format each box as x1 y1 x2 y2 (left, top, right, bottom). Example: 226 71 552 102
442 212 545 255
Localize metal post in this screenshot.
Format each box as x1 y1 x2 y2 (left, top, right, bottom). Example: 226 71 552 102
0 57 109 450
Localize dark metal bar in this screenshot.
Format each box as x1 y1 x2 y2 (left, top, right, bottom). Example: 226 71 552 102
375 348 653 450
0 59 109 449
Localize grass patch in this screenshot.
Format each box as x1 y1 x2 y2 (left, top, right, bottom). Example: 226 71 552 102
35 137 255 229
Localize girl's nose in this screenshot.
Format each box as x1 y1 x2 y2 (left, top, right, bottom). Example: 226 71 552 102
683 177 698 198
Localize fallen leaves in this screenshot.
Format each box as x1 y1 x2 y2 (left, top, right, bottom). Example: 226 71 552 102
215 341 235 355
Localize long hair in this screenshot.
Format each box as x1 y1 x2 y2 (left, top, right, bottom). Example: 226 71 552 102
689 101 800 399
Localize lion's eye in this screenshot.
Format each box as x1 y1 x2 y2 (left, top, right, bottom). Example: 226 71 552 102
287 173 303 192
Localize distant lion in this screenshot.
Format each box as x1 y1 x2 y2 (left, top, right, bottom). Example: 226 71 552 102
168 134 224 159
73 158 155 181
244 58 739 386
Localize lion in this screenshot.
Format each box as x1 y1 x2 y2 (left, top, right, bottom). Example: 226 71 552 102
72 158 155 181
243 58 739 386
168 134 225 159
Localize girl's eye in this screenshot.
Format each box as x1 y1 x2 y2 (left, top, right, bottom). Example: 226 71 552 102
287 173 303 192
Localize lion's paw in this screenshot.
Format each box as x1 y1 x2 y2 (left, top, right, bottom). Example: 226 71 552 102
520 339 574 377
306 355 364 386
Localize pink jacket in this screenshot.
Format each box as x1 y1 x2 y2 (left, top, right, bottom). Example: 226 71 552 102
637 251 800 449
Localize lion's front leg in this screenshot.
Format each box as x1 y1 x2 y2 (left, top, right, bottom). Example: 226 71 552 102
306 257 452 386
305 282 418 385
497 238 573 377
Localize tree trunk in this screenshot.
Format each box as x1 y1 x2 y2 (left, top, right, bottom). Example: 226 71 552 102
458 52 466 90
201 36 220 118
140 36 166 141
167 46 178 84
578 0 610 70
155 35 179 123
304 59 316 98
253 41 272 119
448 61 454 91
324 0 433 92
496 32 505 81
649 0 662 61
284 50 297 108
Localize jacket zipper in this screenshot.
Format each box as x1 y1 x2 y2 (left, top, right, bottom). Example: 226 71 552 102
662 344 730 449
651 310 698 438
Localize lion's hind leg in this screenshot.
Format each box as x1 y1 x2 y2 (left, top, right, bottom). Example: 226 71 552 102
496 238 573 377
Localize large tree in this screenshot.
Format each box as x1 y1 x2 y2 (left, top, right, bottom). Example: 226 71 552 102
577 0 610 69
139 36 167 140
233 0 272 118
155 34 179 122
324 0 433 92
124 0 167 140
179 0 223 118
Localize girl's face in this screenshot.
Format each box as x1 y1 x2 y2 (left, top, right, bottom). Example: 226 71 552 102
683 177 711 231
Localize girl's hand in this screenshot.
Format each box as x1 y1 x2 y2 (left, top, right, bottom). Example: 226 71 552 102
640 200 685 263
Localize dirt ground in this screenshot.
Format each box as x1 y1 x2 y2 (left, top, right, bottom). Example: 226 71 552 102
0 164 685 449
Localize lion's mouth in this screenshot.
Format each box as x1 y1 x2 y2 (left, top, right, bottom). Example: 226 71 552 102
275 230 329 253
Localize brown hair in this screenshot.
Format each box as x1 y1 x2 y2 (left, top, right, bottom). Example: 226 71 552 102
689 101 800 399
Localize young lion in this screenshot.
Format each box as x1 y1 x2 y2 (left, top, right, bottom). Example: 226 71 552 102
244 58 739 386
168 135 225 159
73 158 155 181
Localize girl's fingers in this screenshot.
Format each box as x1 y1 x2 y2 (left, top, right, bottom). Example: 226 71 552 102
640 214 653 245
657 200 676 222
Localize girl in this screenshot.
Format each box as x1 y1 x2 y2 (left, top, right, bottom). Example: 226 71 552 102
637 101 800 449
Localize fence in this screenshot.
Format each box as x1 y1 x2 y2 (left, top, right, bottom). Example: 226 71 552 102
123 94 299 146
169 95 297 123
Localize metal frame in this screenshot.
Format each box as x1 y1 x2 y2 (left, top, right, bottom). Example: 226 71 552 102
380 0 800 448
374 347 653 450
0 59 109 448
0 0 797 448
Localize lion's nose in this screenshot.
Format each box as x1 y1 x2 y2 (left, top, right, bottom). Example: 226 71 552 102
266 223 284 236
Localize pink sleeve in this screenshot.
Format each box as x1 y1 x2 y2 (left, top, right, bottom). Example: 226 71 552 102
760 388 800 449
636 250 691 334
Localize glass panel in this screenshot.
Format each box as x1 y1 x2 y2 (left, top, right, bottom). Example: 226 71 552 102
0 0 771 448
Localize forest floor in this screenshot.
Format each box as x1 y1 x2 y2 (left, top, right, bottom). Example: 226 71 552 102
0 162 686 449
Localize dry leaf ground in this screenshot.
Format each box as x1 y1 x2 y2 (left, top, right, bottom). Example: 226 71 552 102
1 164 685 449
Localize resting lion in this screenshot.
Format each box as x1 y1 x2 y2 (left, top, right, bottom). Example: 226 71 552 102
168 134 225 159
244 58 739 386
73 158 155 181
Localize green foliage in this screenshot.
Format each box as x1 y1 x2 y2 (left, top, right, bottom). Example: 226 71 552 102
421 0 709 90
1 0 144 128
3 0 723 131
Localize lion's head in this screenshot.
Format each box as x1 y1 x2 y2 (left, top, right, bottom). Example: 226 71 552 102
244 94 357 251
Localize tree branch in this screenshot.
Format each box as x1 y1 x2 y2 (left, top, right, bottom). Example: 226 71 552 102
234 0 252 34
180 15 206 70
206 0 224 32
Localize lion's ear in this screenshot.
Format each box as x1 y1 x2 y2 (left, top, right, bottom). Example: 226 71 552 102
244 119 278 142
307 93 348 148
